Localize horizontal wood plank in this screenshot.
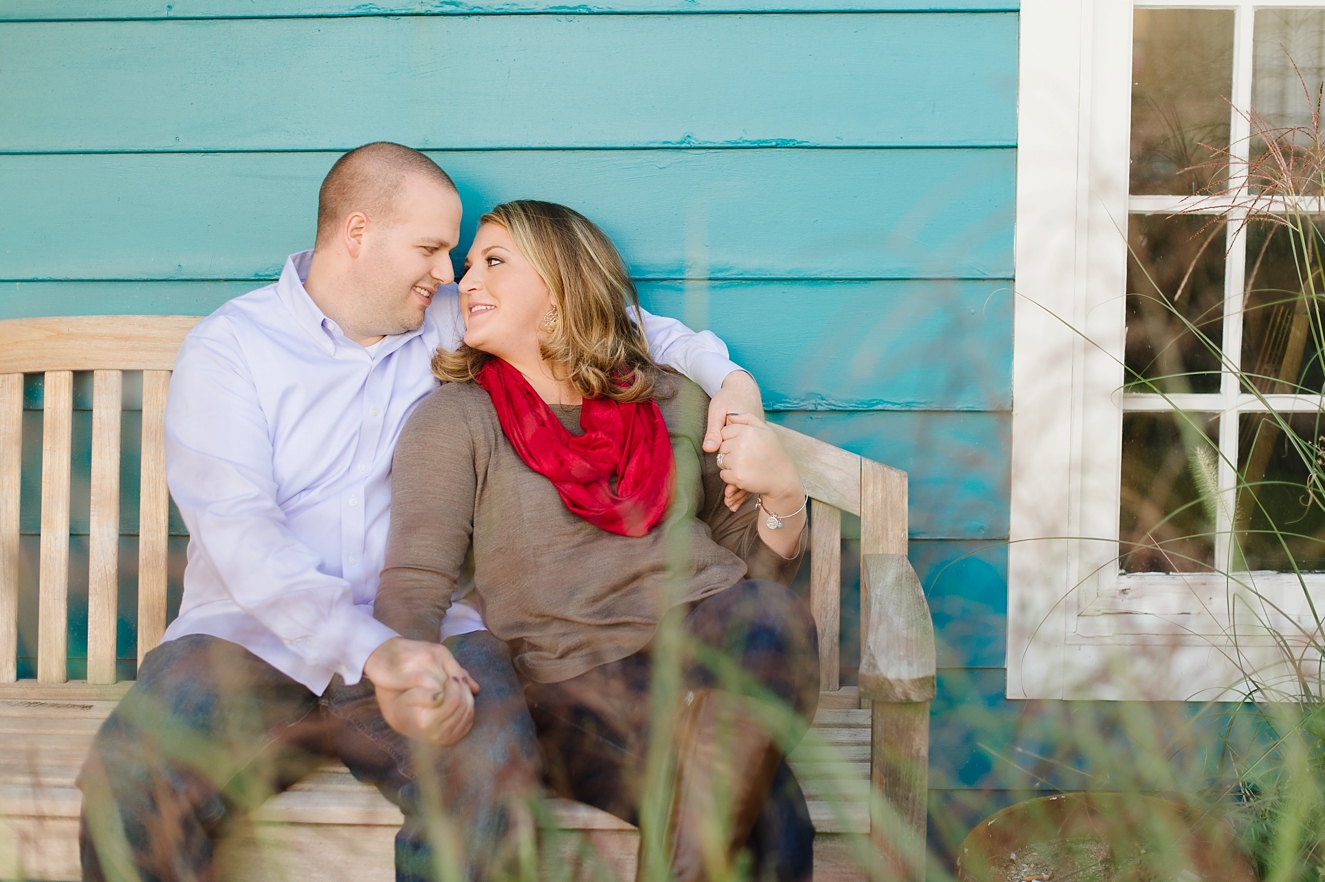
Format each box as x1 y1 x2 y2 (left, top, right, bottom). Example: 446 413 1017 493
771 410 1011 540
0 149 1016 283
0 316 198 373
0 682 132 701
0 14 1016 153
646 278 1014 412
0 280 1014 412
0 0 1019 20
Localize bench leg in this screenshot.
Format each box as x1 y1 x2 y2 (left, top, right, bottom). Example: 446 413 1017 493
870 701 929 882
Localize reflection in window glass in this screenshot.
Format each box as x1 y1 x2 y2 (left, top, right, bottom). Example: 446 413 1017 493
1236 412 1325 571
1131 9 1234 196
1242 219 1325 395
1120 412 1220 573
1253 11 1325 133
1251 12 1325 194
1125 214 1226 394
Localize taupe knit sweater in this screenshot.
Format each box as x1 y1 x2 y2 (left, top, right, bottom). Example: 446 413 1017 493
374 372 805 684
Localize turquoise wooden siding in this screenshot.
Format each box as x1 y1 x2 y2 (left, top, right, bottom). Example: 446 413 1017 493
3 0 1021 867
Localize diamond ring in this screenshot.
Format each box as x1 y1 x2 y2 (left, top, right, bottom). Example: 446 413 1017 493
716 453 726 468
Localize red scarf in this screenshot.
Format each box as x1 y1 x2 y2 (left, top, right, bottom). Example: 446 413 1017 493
475 358 675 537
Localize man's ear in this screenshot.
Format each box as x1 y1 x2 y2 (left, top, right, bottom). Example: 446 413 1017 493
343 212 369 258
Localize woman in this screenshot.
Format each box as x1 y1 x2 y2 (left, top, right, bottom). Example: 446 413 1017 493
374 201 820 882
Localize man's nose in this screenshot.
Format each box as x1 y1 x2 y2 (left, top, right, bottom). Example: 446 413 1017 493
432 261 455 285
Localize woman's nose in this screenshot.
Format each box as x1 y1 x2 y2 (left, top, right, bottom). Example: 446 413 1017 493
458 268 478 292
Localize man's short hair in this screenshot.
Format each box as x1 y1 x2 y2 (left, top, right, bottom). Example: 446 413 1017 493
315 142 457 242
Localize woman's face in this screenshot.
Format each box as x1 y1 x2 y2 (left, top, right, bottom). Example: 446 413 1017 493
457 222 555 363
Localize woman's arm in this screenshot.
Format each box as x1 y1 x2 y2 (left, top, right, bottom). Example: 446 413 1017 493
372 387 484 745
375 388 479 642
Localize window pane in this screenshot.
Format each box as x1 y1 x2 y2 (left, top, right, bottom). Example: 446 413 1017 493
1241 219 1325 395
1236 412 1325 571
1126 214 1226 394
1120 412 1220 574
1251 12 1325 195
1253 11 1325 133
1131 9 1234 196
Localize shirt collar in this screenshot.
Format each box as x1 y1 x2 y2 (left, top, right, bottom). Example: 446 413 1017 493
275 250 425 359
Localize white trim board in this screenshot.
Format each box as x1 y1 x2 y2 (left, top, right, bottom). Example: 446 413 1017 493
1008 0 1325 701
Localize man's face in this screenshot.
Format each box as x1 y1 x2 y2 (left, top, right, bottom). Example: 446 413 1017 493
353 175 463 338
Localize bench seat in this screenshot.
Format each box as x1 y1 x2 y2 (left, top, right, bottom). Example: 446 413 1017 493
0 690 874 881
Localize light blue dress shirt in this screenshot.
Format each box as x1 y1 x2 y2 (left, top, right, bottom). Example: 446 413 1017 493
161 251 741 694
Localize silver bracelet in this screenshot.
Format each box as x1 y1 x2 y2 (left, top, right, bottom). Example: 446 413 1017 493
756 494 808 530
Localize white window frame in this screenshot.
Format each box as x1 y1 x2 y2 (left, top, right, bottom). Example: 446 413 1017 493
1010 0 1325 701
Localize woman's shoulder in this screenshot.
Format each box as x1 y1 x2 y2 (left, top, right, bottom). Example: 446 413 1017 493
405 381 495 434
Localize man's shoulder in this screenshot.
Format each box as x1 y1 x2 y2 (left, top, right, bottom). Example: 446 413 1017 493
182 281 285 349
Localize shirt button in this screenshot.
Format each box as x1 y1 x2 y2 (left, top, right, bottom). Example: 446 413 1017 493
370 407 379 416
357 462 366 472
349 497 358 507
348 556 357 566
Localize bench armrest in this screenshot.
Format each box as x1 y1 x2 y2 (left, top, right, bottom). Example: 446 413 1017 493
858 553 936 703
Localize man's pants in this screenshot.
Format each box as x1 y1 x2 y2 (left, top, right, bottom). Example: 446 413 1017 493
78 631 539 882
78 585 817 882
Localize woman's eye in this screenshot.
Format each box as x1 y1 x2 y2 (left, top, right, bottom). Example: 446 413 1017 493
486 256 503 266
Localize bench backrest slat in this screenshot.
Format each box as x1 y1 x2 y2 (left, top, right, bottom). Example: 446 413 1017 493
809 500 842 692
88 370 123 685
38 370 74 684
137 370 172 665
0 373 21 682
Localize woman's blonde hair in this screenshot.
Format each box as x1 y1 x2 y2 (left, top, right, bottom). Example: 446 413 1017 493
432 200 660 402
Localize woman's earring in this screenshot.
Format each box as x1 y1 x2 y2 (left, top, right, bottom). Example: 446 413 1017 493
541 307 559 331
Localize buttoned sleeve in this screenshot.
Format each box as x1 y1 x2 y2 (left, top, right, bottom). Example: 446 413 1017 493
165 322 399 686
631 306 744 398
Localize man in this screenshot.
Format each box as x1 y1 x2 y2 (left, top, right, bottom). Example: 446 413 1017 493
77 143 803 881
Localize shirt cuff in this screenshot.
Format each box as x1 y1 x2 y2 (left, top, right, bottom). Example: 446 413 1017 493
310 606 400 687
689 347 746 399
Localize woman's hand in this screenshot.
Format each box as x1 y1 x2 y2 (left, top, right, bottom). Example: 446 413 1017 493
704 372 765 510
366 637 480 746
716 413 806 557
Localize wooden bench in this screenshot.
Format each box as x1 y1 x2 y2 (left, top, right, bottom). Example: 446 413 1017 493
0 315 937 882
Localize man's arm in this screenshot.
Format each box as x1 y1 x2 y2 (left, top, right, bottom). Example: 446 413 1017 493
631 306 765 458
166 327 399 687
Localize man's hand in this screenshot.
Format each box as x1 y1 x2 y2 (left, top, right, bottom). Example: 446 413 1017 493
364 637 479 746
704 370 765 510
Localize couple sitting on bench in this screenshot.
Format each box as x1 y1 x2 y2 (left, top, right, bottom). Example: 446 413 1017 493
78 142 820 882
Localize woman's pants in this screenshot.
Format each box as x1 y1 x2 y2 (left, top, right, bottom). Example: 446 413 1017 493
527 579 821 882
